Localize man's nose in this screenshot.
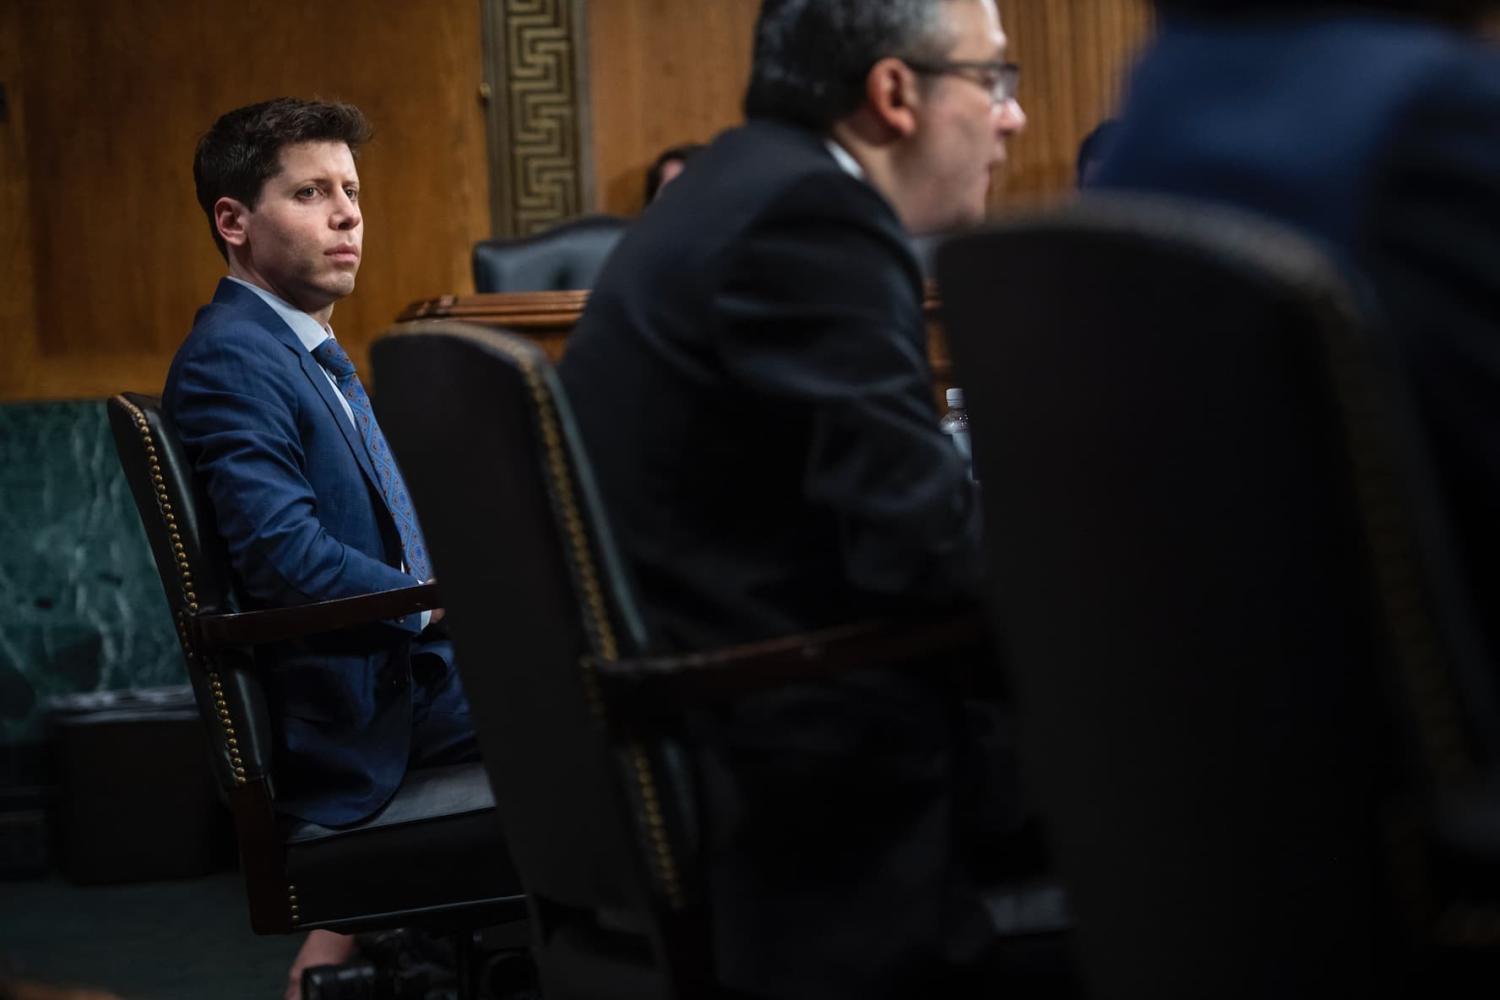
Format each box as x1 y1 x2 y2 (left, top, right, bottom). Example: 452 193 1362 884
995 96 1027 135
332 192 361 229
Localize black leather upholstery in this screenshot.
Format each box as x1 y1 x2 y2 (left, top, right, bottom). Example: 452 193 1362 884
373 323 1021 998
109 392 271 793
937 195 1500 996
472 215 628 293
372 328 673 997
283 765 513 925
107 393 526 938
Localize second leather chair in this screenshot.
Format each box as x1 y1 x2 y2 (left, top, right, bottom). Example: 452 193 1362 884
373 322 1014 999
472 215 628 293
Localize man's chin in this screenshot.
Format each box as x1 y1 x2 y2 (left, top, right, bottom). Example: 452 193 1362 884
321 275 358 300
921 203 988 237
294 278 356 319
959 198 990 228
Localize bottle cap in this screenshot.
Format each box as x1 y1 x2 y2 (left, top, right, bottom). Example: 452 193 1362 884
945 387 965 408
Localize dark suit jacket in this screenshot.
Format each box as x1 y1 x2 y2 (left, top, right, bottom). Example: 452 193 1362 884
564 120 980 649
561 121 990 998
1095 14 1500 666
164 278 440 826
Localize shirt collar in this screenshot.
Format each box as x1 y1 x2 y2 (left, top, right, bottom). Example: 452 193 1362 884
226 276 333 353
825 138 865 180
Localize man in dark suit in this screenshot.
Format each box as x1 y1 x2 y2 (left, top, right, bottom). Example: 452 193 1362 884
560 2 1027 996
164 98 477 991
1093 0 1500 666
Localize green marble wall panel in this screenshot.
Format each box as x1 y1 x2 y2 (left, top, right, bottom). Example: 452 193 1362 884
0 402 182 753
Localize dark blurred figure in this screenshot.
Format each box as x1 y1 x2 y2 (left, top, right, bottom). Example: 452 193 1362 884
642 142 705 203
562 0 1028 997
1074 119 1117 188
1095 0 1500 666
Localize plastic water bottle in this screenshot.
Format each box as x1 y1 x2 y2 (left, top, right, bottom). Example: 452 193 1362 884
940 386 974 476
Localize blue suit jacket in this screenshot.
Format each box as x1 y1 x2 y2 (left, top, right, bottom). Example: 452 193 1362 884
164 278 437 825
1095 14 1500 667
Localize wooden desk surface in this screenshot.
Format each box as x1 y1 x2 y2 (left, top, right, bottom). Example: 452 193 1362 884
396 290 953 387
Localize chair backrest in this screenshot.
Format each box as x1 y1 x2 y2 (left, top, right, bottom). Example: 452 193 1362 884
106 393 288 926
373 323 701 997
936 196 1499 997
107 394 276 793
472 215 629 293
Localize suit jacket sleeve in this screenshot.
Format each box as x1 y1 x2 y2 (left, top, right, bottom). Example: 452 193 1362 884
168 321 424 632
710 171 983 605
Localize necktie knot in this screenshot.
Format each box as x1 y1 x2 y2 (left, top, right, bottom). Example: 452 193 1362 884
311 337 357 380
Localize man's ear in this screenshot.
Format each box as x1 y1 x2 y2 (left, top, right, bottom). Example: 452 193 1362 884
865 56 922 138
214 196 252 250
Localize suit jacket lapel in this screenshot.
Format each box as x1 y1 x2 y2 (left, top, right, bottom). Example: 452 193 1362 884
211 279 384 495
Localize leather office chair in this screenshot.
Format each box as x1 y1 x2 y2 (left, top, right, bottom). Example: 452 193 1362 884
937 196 1500 997
472 215 628 293
107 394 527 978
370 322 1023 999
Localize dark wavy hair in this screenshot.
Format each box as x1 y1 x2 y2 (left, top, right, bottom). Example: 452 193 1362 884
644 143 706 203
193 97 372 260
743 0 960 131
1154 0 1498 26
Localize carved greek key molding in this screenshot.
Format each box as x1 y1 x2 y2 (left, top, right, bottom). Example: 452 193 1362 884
483 0 593 237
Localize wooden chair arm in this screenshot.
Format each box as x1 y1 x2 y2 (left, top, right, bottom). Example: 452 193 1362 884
592 610 990 718
192 583 441 650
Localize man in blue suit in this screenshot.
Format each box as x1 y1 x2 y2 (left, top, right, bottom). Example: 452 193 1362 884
1094 0 1500 664
164 99 477 990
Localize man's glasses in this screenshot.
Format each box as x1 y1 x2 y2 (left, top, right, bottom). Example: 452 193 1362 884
904 59 1021 105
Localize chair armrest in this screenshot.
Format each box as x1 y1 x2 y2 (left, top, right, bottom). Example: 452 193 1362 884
592 610 990 719
191 583 441 650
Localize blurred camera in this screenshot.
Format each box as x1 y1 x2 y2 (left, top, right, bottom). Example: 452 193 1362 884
301 929 456 1000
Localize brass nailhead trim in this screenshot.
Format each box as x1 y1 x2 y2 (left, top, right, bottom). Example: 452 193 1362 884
465 331 687 909
119 398 246 786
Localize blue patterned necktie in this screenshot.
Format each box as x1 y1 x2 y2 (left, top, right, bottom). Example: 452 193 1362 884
310 337 432 582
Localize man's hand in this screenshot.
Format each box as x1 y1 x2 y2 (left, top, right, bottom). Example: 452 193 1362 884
425 578 445 626
284 930 356 1000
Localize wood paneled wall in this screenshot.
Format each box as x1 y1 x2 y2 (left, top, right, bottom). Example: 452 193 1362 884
587 0 761 217
587 0 1153 216
995 0 1154 203
0 0 1152 401
0 1 39 403
0 0 491 402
